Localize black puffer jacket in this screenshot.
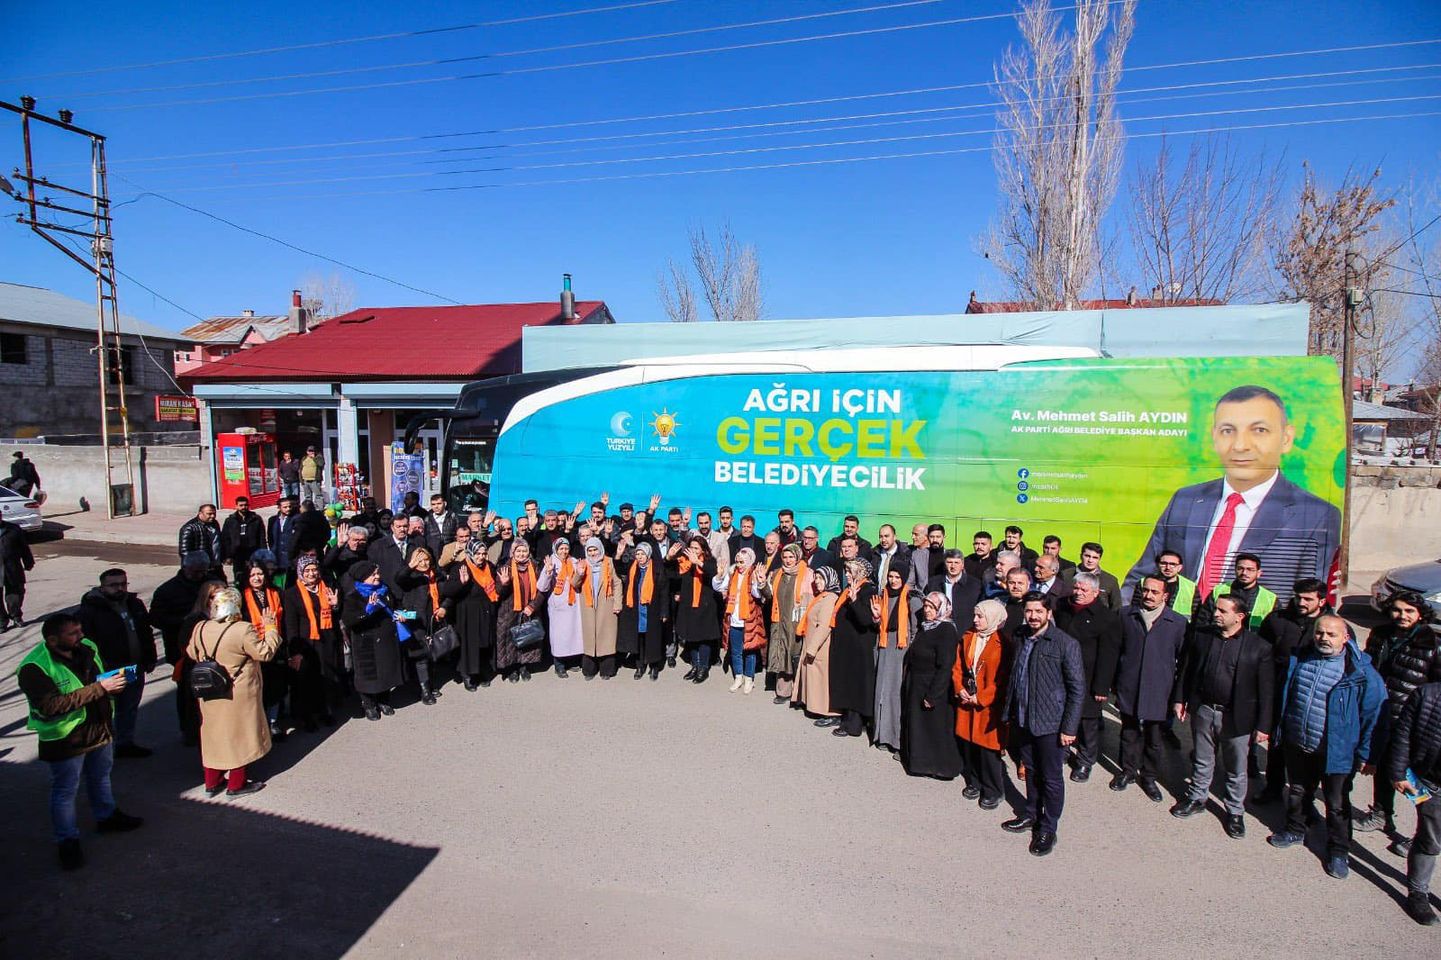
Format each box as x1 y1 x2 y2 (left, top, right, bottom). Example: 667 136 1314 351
1386 682 1441 789
1367 623 1441 723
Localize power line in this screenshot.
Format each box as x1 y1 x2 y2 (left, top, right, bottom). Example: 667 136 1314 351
104 65 1441 176
0 0 680 83
112 176 463 304
96 44 1441 166
125 93 1441 195
48 0 962 101
83 6 1090 112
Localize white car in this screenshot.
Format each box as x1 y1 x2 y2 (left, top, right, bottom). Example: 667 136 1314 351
0 483 43 533
1370 559 1441 624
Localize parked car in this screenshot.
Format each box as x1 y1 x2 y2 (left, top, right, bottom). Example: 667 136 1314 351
0 483 42 533
1371 558 1441 625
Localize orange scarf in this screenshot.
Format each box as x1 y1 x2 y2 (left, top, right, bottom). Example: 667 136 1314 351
627 561 655 608
297 582 335 641
464 556 500 602
510 560 538 611
581 559 616 607
877 586 912 648
553 557 577 605
677 555 706 607
425 570 441 614
796 592 832 637
830 592 849 628
725 567 754 621
244 587 282 635
768 563 809 624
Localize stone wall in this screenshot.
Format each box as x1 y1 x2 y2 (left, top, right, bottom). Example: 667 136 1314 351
16 443 210 515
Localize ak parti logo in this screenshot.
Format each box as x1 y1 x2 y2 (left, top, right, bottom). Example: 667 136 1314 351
649 408 680 449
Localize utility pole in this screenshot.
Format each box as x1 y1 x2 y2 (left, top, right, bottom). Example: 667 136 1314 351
1338 248 1360 591
2 96 135 518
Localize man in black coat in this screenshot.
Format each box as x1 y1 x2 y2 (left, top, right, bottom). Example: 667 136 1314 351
1001 525 1040 572
1053 573 1123 783
825 515 872 557
799 526 839 577
726 514 763 565
367 514 418 595
1031 555 1072 605
7 449 40 495
220 497 266 583
325 524 370 590
925 549 983 635
267 497 300 575
149 552 218 746
1387 681 1441 926
178 504 222 575
1001 594 1085 857
869 523 909 586
1 516 35 629
77 568 157 758
423 492 460 558
1255 578 1331 801
1104 573 1189 802
1168 594 1274 838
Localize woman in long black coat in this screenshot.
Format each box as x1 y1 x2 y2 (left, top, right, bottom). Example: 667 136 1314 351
397 548 460 706
901 591 962 779
617 541 672 680
282 555 343 729
674 537 721 684
829 558 879 739
340 561 407 720
444 535 499 691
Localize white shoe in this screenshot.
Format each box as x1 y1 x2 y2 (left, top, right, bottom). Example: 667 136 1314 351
729 676 744 692
743 677 755 695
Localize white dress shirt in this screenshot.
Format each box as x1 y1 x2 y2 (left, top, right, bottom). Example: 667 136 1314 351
1199 470 1279 573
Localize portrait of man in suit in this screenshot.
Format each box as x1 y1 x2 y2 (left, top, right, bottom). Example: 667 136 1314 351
1122 385 1340 604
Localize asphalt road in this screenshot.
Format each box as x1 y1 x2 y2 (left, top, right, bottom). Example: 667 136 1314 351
1 550 1434 959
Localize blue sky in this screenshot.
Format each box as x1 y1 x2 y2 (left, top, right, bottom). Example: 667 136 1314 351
2 0 1439 331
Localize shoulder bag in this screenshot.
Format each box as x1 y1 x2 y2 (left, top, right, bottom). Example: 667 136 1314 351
189 622 240 701
509 615 545 651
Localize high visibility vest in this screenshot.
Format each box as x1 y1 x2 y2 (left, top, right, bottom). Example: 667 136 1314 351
16 638 108 742
1212 583 1277 629
1169 576 1198 619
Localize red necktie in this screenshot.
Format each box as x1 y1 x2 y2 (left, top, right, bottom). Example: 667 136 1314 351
1199 492 1246 596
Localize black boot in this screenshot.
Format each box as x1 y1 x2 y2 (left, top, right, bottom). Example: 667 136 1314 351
421 683 437 705
633 666 646 680
683 666 698 681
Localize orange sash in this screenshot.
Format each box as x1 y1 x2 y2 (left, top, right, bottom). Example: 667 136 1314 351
244 587 281 635
509 560 538 611
464 556 500 602
768 563 809 624
877 586 912 648
426 571 441 614
553 557 577 605
581 559 617 607
725 568 753 621
298 583 335 640
677 556 705 607
626 561 655 608
796 592 832 637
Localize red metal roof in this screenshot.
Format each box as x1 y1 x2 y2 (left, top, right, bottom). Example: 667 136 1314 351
181 300 608 382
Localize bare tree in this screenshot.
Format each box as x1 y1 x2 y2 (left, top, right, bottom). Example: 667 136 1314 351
657 223 763 322
1355 286 1414 401
985 0 1137 309
299 271 357 326
1399 181 1441 457
1127 135 1282 304
1273 163 1394 360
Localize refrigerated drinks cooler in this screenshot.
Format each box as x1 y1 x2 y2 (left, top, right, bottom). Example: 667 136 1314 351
216 431 281 509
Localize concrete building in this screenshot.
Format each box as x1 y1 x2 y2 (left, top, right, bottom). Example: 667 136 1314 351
0 280 189 439
174 289 316 374
181 279 614 504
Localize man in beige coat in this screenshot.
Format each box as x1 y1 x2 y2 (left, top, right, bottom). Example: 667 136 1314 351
186 587 282 798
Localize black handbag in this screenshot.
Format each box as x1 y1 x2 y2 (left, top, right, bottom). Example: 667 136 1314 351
188 623 238 701
509 616 545 651
426 624 459 660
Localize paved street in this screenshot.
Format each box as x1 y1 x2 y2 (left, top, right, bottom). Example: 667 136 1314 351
1 534 1435 959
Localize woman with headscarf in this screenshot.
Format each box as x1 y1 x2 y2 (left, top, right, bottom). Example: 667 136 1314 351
870 559 923 751
901 591 962 779
714 546 766 694
618 541 671 680
445 532 499 691
577 537 624 679
757 543 811 704
792 566 841 721
340 560 408 720
954 597 1010 808
537 538 585 678
241 561 290 741
185 586 282 797
829 558 880 738
397 547 458 705
282 555 342 730
495 539 543 682
675 536 721 684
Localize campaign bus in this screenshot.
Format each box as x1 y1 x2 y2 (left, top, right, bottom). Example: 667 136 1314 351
432 345 1344 602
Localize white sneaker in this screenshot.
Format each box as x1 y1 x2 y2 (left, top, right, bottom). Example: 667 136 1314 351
743 677 755 695
729 676 744 692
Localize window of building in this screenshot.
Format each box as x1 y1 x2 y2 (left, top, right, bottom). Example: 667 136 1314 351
0 332 26 365
106 345 135 385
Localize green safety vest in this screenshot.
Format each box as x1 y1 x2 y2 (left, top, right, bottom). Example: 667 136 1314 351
1211 583 1277 629
1168 576 1198 619
16 638 107 742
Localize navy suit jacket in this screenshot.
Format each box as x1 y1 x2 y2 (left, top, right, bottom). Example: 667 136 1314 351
1122 472 1340 605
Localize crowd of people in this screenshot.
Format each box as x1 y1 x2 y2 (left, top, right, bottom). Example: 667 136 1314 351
15 489 1441 927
